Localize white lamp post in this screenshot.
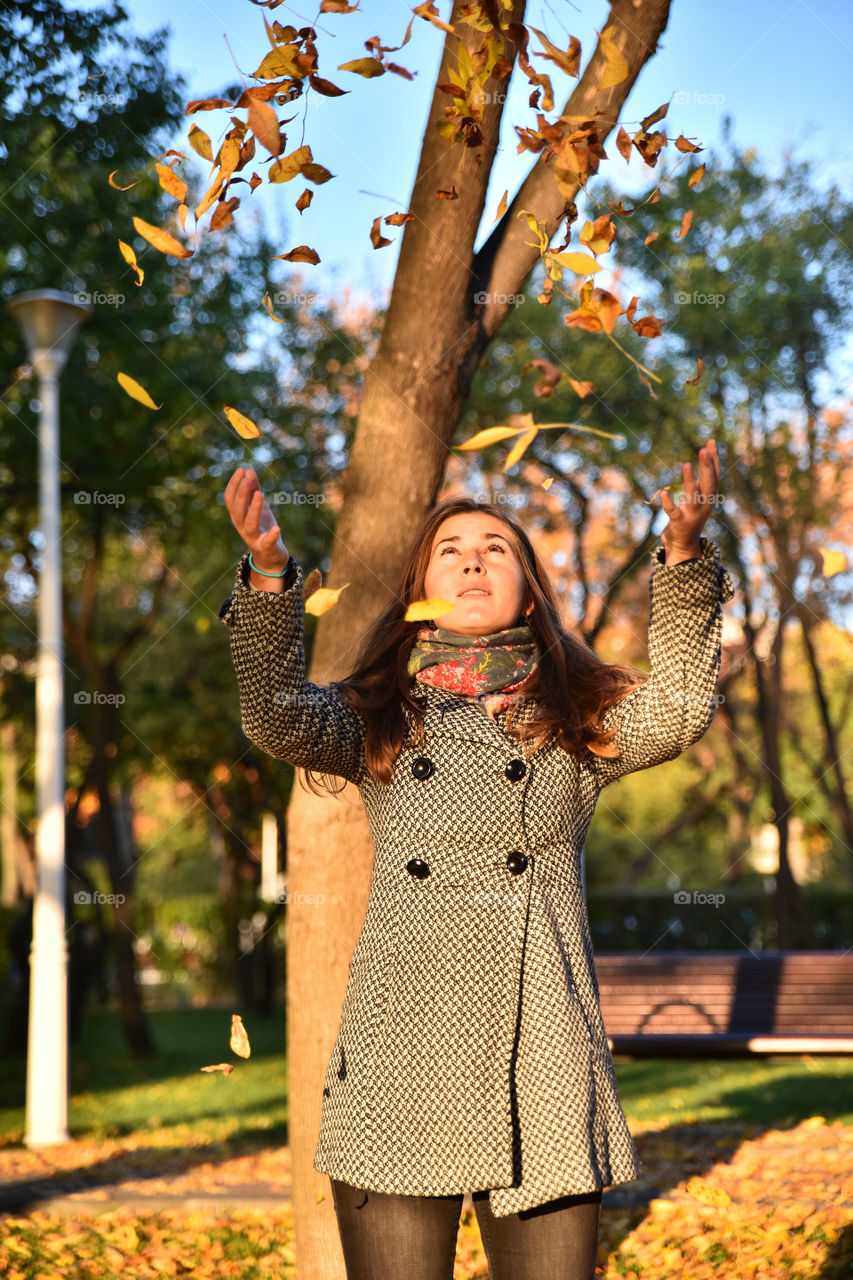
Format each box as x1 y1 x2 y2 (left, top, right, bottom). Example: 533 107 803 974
5 289 92 1148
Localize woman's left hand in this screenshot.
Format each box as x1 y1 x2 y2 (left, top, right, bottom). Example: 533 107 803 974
659 438 721 555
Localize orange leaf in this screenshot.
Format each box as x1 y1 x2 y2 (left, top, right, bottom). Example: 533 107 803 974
295 188 313 213
108 169 139 190
155 162 187 203
201 1063 235 1075
674 133 703 153
370 216 392 249
186 97 234 113
677 209 693 239
385 211 413 226
688 162 706 189
686 357 703 386
644 231 658 245
248 97 282 156
210 197 241 231
436 184 459 200
309 74 348 96
271 244 321 263
413 1 455 34
131 216 193 259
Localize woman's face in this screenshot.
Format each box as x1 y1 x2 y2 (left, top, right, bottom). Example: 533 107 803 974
422 511 529 636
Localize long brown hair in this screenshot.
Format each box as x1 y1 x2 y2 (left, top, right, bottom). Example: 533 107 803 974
302 496 648 794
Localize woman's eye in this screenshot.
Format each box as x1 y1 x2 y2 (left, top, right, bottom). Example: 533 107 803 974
438 543 506 556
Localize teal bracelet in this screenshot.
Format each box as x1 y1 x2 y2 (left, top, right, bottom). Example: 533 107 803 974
248 551 290 577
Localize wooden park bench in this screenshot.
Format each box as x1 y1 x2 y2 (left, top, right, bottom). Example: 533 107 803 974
594 951 853 1056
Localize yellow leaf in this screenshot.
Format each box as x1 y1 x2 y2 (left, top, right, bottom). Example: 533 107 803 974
155 161 187 203
597 25 629 88
458 425 530 450
223 405 260 439
117 372 161 409
262 291 285 324
252 46 300 79
338 57 385 78
269 144 314 184
685 1176 732 1207
550 252 602 275
131 215 193 259
230 1013 251 1059
503 426 538 471
495 189 508 220
188 124 213 162
405 596 455 622
819 549 847 577
304 583 349 615
542 477 554 490
118 239 143 287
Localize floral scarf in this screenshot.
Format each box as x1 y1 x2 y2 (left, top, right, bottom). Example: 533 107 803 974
407 623 539 720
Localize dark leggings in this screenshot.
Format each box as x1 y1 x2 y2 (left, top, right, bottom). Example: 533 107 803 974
329 1178 602 1280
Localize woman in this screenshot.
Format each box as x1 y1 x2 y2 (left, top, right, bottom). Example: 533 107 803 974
219 440 734 1279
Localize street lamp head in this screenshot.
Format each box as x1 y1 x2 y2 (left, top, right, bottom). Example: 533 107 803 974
6 289 93 376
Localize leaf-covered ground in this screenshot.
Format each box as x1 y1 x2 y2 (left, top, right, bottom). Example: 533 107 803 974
1 1011 851 1276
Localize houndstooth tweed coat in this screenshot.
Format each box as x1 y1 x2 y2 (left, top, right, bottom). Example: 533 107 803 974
219 534 734 1217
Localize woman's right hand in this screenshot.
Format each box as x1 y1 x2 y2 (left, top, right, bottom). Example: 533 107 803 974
224 467 290 574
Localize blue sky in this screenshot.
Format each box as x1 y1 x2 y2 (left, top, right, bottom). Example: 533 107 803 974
77 0 853 306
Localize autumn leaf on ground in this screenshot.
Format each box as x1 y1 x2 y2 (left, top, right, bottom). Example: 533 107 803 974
305 584 349 616
230 1014 251 1059
684 1176 732 1208
405 596 455 622
200 1063 235 1076
819 548 848 577
302 568 323 599
223 406 260 439
131 215 193 259
370 216 392 249
117 372 161 409
270 245 321 264
118 240 143 286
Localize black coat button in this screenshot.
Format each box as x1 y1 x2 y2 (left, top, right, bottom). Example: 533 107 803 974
505 758 526 781
506 850 528 875
412 756 435 780
406 858 430 879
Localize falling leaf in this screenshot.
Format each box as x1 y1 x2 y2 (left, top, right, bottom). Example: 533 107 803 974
674 133 703 153
569 379 595 397
370 216 392 249
677 209 693 239
117 372 161 410
302 567 323 599
521 358 562 399
262 291 285 324
819 548 848 577
504 425 538 470
320 0 360 10
131 216 193 259
688 162 706 189
210 196 241 231
338 57 385 77
296 188 313 212
597 25 629 88
385 211 413 226
550 251 602 275
271 245 321 263
644 231 659 245
436 184 459 200
495 190 508 220
529 27 581 77
248 97 282 156
579 214 615 256
223 405 261 439
686 357 703 386
186 97 234 113
200 1063 235 1075
413 1 455 34
309 74 348 96
108 170 139 190
118 240 143 286
405 596 455 622
230 1013 251 1059
458 425 532 451
305 583 350 615
542 477 554 490
187 124 213 161
155 162 187 203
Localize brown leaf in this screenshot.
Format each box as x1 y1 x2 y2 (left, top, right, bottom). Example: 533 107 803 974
614 126 632 164
521 358 562 399
413 1 455 34
640 102 669 131
249 173 262 192
338 56 385 78
296 188 313 212
248 97 282 155
385 211 413 226
271 244 320 263
386 62 414 80
688 162 706 189
677 208 693 239
320 0 359 10
309 74 348 96
608 199 634 215
210 197 241 231
370 216 392 249
674 134 703 153
529 27 581 76
302 567 323 599
108 169 140 190
436 185 459 200
186 97 234 114
644 231 658 245
200 1063 235 1075
686 356 703 386
230 1014 251 1059
494 190 508 220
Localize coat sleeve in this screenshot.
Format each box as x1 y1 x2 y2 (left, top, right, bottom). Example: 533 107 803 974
584 535 735 792
218 552 368 786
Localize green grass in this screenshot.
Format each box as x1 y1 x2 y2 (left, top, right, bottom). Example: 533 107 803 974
2 1007 851 1149
0 1006 288 1144
613 1053 853 1127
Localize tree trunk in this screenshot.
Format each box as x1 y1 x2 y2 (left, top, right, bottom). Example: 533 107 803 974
284 3 675 1274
